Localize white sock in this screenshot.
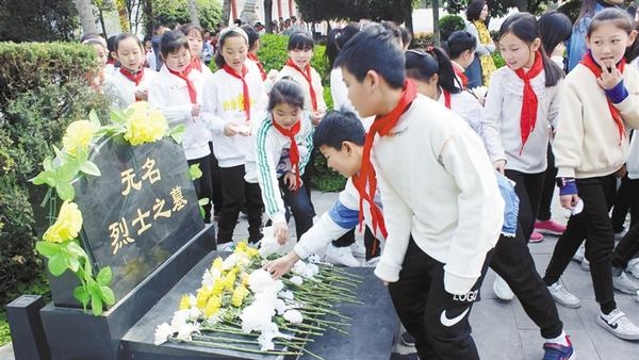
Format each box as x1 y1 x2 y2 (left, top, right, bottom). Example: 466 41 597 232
544 331 569 346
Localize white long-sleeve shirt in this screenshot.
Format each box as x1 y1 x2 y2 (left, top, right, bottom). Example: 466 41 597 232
482 67 561 173
244 113 314 224
373 94 503 295
104 68 157 110
200 61 267 168
148 65 210 160
278 64 327 114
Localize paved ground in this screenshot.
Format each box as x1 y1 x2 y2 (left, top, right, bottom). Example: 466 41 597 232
2 189 639 360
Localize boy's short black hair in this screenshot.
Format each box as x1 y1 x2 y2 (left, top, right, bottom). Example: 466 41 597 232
313 110 365 150
288 31 314 51
334 24 405 89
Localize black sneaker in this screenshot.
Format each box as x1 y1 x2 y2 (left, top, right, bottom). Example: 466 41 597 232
400 331 416 347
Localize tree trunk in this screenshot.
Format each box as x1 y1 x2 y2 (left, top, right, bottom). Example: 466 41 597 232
188 0 200 26
401 0 413 35
264 0 274 33
515 0 528 12
74 0 98 35
432 0 440 46
222 0 232 27
144 0 153 38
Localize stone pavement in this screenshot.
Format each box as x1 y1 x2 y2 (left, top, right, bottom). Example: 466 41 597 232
2 190 638 360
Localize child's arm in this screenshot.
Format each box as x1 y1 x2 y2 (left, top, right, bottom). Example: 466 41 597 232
200 79 231 135
374 169 413 284
547 82 562 130
312 68 327 114
480 73 507 171
298 114 314 176
148 81 193 125
255 122 288 226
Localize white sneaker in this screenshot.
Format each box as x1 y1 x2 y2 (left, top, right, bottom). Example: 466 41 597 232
627 258 639 279
217 241 235 252
596 308 639 340
572 243 585 262
548 281 581 309
324 244 360 267
581 258 590 272
349 241 366 258
493 274 514 301
612 271 639 294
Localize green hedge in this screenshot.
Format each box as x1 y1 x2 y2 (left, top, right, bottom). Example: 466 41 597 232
439 15 466 42
0 42 110 310
411 32 435 49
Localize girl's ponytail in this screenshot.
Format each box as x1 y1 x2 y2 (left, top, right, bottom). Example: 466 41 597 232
426 46 462 94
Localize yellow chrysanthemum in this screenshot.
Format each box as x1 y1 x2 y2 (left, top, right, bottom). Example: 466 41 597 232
196 286 213 309
241 273 249 287
244 246 259 259
211 258 223 272
203 295 221 318
62 120 98 157
236 241 248 252
178 294 191 310
123 102 167 146
211 279 225 296
43 201 83 243
224 272 237 291
231 285 248 307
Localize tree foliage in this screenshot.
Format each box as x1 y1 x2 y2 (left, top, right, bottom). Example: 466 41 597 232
153 0 222 30
445 0 550 17
296 0 415 24
0 0 79 42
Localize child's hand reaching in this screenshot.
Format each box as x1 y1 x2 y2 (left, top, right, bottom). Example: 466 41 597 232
283 171 300 191
273 221 289 245
597 60 623 90
191 104 201 117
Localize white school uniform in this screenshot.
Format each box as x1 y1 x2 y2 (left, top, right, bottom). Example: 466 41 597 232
104 68 157 110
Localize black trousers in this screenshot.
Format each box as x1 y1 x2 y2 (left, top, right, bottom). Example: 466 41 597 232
217 165 263 244
491 231 563 339
611 175 639 232
208 142 223 217
537 144 558 221
388 238 492 360
278 176 315 240
187 154 213 223
505 170 545 242
544 175 617 313
613 219 639 269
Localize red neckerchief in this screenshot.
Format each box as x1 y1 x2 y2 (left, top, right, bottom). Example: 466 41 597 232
107 58 116 65
453 67 469 88
222 64 251 122
247 52 267 80
442 88 451 109
167 65 197 104
580 51 626 145
285 59 318 112
272 118 302 189
191 56 203 72
352 80 418 240
511 50 543 154
119 67 145 101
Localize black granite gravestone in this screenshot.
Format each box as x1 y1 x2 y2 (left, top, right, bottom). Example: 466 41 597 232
48 137 205 308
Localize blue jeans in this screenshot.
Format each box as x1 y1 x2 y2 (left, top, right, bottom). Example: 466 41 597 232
465 56 482 88
279 176 315 240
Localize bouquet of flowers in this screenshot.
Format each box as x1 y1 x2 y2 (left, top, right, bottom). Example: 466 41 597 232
153 242 363 359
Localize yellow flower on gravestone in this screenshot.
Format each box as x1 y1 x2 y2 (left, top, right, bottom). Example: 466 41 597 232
62 120 98 157
124 102 168 146
43 200 83 243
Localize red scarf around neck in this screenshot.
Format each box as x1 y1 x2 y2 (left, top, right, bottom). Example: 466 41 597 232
352 80 418 240
580 51 626 145
442 88 451 109
285 59 318 112
119 67 144 86
453 67 469 88
222 64 251 122
272 118 302 189
191 56 203 72
512 50 543 154
168 65 197 104
247 52 267 80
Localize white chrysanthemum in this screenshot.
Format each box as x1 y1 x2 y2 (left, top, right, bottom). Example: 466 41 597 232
279 290 294 300
170 309 198 328
248 269 283 294
258 227 288 257
201 268 221 288
283 309 304 324
222 253 239 270
290 275 304 285
240 302 276 334
153 322 174 345
306 254 322 263
256 322 289 351
275 298 286 315
175 322 200 341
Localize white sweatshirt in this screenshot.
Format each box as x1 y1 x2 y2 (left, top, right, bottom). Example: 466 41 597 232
200 61 267 168
278 64 327 113
482 67 561 173
373 94 503 295
104 68 157 110
148 65 210 160
244 113 314 224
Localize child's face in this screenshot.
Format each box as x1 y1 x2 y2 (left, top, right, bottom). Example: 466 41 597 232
319 144 361 178
289 48 313 68
116 37 144 72
587 22 637 68
499 33 540 70
342 67 375 118
164 46 191 72
186 30 203 57
272 102 300 129
91 44 108 67
221 35 248 72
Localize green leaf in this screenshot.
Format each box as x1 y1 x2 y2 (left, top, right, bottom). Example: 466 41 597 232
88 109 101 126
55 181 75 201
75 147 88 163
189 163 202 180
53 145 64 160
36 241 61 257
66 254 80 272
79 161 101 177
66 241 87 258
99 286 115 305
31 170 56 187
91 294 103 316
73 286 90 306
169 124 186 144
96 267 112 286
57 161 80 182
110 109 127 124
43 156 53 171
48 253 68 276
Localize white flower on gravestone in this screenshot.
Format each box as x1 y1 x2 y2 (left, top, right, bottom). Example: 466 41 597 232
290 275 304 286
240 301 276 334
170 309 198 328
279 290 294 300
283 309 304 324
175 322 200 342
153 322 174 345
248 268 284 293
222 253 238 270
292 261 319 279
258 226 289 257
201 268 221 288
275 298 286 315
256 322 290 352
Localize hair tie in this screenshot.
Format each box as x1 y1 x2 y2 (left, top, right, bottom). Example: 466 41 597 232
425 46 434 53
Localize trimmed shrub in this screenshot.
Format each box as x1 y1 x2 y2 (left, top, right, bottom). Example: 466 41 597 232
0 42 109 309
439 15 466 42
411 32 435 49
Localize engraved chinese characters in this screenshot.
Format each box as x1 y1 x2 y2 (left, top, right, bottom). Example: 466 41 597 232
73 137 204 301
